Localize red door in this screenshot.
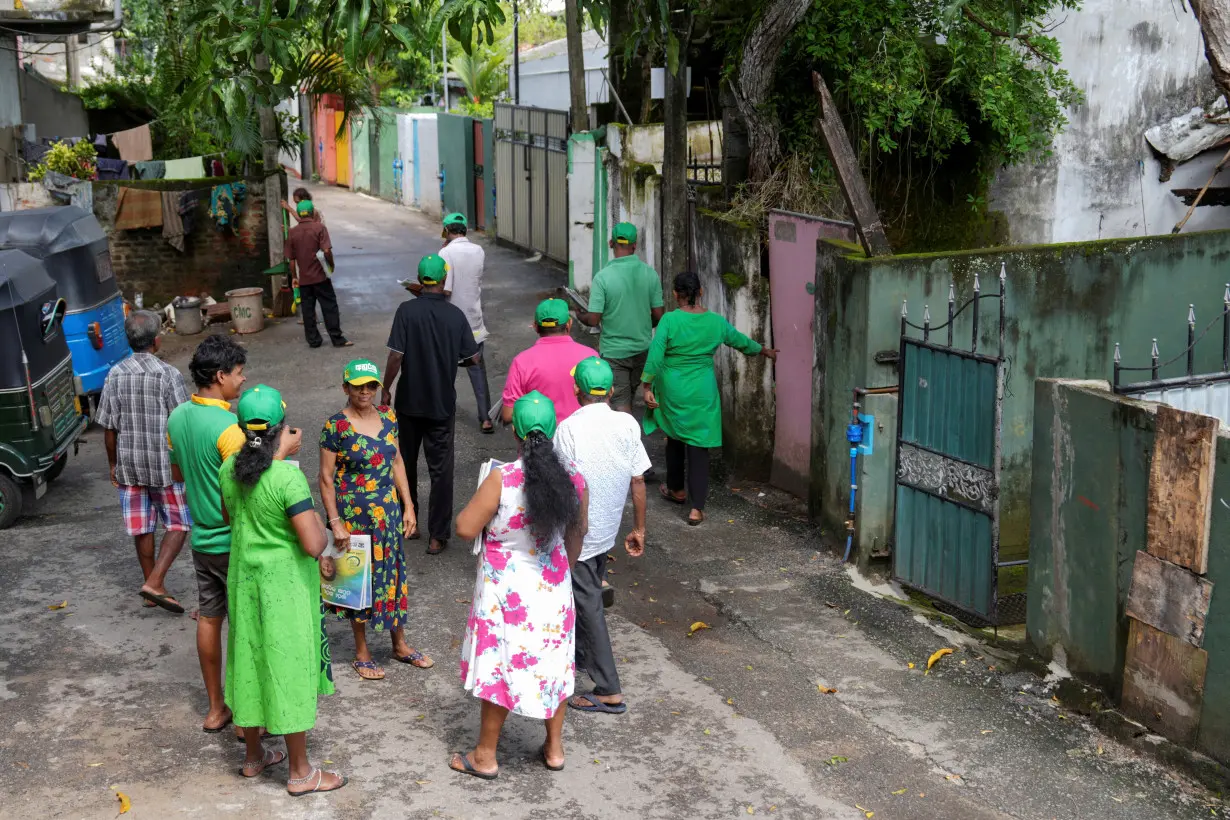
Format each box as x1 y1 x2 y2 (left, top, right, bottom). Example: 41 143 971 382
473 119 486 230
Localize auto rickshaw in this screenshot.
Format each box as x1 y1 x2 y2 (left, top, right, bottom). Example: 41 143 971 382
0 248 87 528
0 206 130 410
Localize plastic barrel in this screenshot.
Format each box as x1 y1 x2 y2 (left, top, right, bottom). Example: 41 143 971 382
225 287 265 334
173 296 204 335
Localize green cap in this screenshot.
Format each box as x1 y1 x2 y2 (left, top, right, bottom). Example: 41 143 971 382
343 358 382 386
573 356 613 397
535 298 571 328
512 390 557 440
443 212 467 228
612 222 637 245
237 384 286 431
418 254 449 285
296 200 314 216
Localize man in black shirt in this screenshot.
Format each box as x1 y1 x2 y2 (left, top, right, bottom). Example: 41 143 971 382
384 254 480 554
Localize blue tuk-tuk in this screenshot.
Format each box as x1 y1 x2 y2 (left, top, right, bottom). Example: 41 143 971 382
0 207 130 406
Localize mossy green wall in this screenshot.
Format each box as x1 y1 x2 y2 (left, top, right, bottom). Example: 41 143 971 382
813 230 1230 565
376 111 401 202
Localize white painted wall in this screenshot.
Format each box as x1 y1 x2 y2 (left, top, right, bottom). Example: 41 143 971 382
275 96 303 178
512 30 608 112
568 133 597 291
991 0 1227 243
413 114 441 218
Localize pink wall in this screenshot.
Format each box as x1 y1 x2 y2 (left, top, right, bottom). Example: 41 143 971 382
767 211 856 497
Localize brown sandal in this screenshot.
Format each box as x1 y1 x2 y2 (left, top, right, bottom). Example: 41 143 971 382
659 485 686 504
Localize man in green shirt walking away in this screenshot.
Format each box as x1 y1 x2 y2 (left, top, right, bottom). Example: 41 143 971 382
578 222 665 413
166 335 248 737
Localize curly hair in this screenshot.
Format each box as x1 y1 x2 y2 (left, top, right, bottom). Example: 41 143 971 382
233 423 283 487
521 430 579 541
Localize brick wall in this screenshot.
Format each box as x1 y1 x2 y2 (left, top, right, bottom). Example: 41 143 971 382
93 177 280 307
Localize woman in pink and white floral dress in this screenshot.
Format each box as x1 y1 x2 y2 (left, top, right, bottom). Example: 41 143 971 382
452 391 588 779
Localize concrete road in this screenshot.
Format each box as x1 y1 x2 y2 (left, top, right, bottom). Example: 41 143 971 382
0 185 1221 819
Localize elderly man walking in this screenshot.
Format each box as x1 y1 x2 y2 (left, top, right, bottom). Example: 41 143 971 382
576 223 664 413
95 310 191 614
439 213 494 433
554 357 650 714
383 255 481 556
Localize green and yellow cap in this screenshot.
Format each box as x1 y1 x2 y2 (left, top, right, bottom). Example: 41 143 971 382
612 222 637 245
296 200 314 216
343 358 382 386
443 212 468 228
535 298 571 328
512 390 557 440
418 254 449 285
237 384 286 431
573 356 613 396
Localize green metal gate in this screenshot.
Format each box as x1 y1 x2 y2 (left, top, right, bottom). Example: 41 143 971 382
893 270 1012 624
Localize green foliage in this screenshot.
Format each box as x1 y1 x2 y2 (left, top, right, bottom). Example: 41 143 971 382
448 43 508 103
459 98 495 117
29 140 98 182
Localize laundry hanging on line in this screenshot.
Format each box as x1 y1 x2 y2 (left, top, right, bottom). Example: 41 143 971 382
111 124 153 162
209 182 247 233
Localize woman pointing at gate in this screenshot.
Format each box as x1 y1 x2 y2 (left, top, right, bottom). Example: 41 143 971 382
642 272 776 526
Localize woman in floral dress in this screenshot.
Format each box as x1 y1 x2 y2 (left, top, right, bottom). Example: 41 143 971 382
451 391 588 779
319 359 432 681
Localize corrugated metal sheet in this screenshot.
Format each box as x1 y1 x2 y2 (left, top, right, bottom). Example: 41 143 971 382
1140 380 1230 427
493 103 569 263
895 486 994 616
899 343 997 468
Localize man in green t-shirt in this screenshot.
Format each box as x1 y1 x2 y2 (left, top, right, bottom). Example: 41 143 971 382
577 222 665 413
166 335 247 737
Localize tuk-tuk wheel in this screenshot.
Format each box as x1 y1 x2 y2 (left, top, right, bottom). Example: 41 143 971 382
0 473 21 529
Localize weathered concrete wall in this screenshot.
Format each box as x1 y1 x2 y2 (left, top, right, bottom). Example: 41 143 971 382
814 230 1230 565
19 68 89 142
568 132 598 291
990 0 1227 244
1028 379 1230 766
692 200 775 479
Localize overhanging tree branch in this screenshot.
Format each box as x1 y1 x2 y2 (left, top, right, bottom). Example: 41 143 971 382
961 6 1057 64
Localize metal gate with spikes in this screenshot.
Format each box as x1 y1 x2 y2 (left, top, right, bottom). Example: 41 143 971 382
893 268 1013 624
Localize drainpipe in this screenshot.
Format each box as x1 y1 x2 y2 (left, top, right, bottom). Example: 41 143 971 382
844 385 899 563
89 0 125 33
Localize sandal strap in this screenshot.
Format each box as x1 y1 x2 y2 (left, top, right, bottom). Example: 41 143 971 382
287 767 321 787
241 748 279 771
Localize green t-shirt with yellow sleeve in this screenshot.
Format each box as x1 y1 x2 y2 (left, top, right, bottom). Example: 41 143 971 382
167 395 246 554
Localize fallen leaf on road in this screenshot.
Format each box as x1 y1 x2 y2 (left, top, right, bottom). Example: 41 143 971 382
907 663 916 669
919 793 925 798
455 598 471 604
1096 745 1104 755
745 665 754 671
671 711 681 715
855 805 874 818
945 774 962 782
87 762 104 767
688 621 710 636
817 684 837 694
747 807 755 815
703 728 712 735
925 648 954 674
843 609 850 616
48 601 68 610
826 756 847 766
891 789 906 796
415 780 431 785
323 760 333 764
117 792 131 814
731 488 742 492
655 618 667 625
980 730 993 735
727 520 734 524
960 660 967 665
1057 714 1067 720
649 598 657 602
727 698 734 705
16 762 28 769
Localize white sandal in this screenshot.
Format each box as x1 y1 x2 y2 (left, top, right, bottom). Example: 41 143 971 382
239 747 286 778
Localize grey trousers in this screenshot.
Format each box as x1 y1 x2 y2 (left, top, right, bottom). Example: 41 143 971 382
573 553 621 695
468 341 492 424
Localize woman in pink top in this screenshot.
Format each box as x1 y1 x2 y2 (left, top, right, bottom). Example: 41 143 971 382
500 298 594 424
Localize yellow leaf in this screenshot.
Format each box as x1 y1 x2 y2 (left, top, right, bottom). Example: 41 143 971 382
817 684 837 694
747 808 755 815
891 789 906 795
649 598 657 602
688 621 711 636
746 665 754 671
87 762 104 767
727 698 734 705
415 779 431 785
116 791 131 814
855 805 874 817
48 601 68 610
981 730 993 735
1096 745 1104 755
703 728 711 735
945 774 961 782
907 662 915 669
925 648 954 674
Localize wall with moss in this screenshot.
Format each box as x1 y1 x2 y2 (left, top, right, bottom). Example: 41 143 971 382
813 229 1230 567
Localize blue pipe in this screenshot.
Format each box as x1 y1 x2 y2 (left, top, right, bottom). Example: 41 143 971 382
843 413 863 563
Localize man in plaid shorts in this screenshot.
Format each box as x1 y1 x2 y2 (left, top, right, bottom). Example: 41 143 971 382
96 310 192 614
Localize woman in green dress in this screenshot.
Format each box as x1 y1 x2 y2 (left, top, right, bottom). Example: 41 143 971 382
220 384 346 797
642 272 777 526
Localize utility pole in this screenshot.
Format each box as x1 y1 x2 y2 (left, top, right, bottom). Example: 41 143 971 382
513 0 520 104
564 0 588 130
661 9 691 300
442 29 449 112
64 35 80 89
254 53 283 268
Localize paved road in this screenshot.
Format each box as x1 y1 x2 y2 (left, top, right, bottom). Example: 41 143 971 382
0 186 1221 819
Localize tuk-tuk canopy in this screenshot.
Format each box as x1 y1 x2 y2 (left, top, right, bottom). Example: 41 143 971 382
0 207 116 313
0 249 69 390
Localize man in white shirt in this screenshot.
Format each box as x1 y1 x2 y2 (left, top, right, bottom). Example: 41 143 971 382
554 357 650 714
440 212 493 434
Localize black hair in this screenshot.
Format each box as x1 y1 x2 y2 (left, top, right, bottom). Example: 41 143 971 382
293 187 312 202
189 335 248 389
521 431 580 542
124 309 161 352
536 322 568 337
446 223 467 236
233 423 283 487
673 271 702 306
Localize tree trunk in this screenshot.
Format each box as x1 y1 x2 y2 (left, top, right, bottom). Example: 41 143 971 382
255 52 284 268
661 20 690 296
564 0 589 130
725 0 811 183
1191 0 1230 99
720 79 750 196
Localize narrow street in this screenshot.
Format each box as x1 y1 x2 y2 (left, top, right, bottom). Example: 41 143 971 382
0 185 1218 819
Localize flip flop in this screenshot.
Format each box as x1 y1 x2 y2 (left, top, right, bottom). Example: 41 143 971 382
568 694 628 714
481 422 495 435
239 747 286 778
427 539 449 555
287 768 348 797
393 650 435 669
202 714 233 733
139 590 185 614
540 745 565 772
687 512 705 527
352 659 385 680
659 485 686 504
450 752 498 780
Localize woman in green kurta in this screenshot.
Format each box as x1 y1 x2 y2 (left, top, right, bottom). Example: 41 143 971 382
642 272 776 526
220 384 347 797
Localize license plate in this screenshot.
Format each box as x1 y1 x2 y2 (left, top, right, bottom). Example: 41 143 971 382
34 475 47 499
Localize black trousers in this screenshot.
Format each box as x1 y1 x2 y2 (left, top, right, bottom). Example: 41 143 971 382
398 414 455 541
299 279 347 347
665 437 711 511
573 553 621 695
